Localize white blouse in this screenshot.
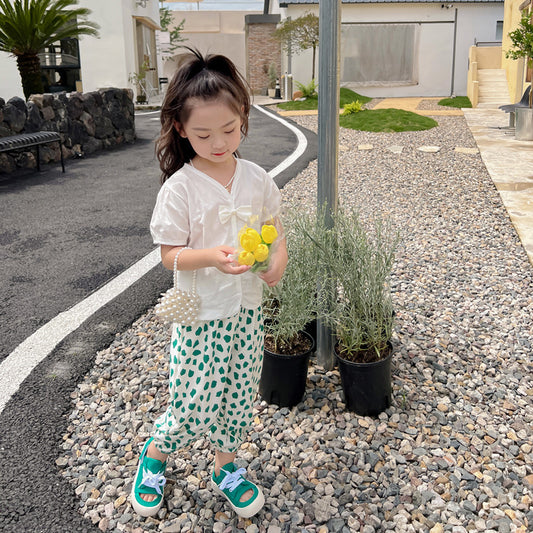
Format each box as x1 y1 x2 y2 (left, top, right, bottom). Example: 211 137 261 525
150 158 281 321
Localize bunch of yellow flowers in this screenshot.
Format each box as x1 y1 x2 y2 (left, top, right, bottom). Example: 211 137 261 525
237 224 278 271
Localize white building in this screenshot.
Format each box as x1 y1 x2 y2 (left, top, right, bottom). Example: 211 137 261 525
0 0 161 100
157 9 261 84
274 0 504 97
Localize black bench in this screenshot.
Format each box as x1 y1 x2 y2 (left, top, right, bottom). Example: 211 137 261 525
499 86 531 127
0 131 65 172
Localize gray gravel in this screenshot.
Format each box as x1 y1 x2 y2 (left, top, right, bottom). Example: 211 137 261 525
59 114 533 533
415 99 448 111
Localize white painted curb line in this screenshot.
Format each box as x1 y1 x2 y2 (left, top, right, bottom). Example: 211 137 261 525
253 104 308 178
0 107 307 415
0 250 161 412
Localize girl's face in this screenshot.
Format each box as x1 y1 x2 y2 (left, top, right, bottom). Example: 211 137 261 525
177 98 242 166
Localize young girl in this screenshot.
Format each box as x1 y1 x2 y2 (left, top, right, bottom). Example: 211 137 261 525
130 49 287 519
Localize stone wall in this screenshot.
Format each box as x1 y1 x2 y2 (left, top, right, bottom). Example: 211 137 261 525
0 88 135 173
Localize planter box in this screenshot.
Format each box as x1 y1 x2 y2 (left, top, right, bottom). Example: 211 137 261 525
515 108 533 141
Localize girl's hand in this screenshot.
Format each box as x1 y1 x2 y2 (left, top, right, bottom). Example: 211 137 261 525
259 238 288 287
212 245 251 275
161 244 250 274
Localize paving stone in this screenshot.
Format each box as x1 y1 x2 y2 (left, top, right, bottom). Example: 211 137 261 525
417 145 441 153
454 146 478 154
387 145 404 154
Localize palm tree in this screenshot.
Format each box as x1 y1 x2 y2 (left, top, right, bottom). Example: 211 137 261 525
0 0 99 98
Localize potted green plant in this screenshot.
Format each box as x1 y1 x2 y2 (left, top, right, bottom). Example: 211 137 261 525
267 62 278 98
128 60 149 104
259 212 318 408
307 206 400 416
506 12 533 140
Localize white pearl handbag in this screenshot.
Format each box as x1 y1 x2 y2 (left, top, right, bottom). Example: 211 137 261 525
154 247 201 325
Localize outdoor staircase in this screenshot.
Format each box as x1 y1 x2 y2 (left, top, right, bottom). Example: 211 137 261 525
476 69 511 108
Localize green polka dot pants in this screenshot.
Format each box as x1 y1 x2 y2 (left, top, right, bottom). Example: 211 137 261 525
152 306 264 454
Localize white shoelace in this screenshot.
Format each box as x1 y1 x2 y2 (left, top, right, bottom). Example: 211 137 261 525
219 467 247 492
141 467 166 495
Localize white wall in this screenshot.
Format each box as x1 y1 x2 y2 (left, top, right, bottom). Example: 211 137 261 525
160 10 257 82
77 0 127 92
0 52 24 99
281 2 503 98
454 4 504 94
78 0 160 93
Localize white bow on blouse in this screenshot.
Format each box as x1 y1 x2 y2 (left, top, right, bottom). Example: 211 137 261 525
218 205 253 225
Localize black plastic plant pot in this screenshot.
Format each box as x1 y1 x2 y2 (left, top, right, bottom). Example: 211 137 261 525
259 331 316 408
304 319 317 344
335 343 393 416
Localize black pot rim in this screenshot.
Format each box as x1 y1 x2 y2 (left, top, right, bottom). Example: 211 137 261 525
264 330 316 359
334 340 393 368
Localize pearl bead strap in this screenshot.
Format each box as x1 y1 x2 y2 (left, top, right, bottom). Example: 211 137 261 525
154 247 200 325
173 247 197 293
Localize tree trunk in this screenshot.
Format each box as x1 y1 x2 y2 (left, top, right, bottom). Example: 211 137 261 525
16 53 44 99
312 44 316 80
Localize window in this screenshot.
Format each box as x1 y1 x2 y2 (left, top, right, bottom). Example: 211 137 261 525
341 23 418 86
39 38 81 93
495 21 503 41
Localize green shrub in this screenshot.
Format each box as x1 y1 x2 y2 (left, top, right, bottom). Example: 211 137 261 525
341 100 365 116
301 206 400 362
263 210 319 353
295 79 318 98
268 63 277 90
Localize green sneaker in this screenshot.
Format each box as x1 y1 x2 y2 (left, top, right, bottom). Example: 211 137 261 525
130 438 167 517
211 462 265 518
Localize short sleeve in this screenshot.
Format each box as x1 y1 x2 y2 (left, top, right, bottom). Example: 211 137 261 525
150 183 190 246
263 172 281 218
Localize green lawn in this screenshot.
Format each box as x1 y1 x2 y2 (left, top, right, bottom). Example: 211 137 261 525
438 96 472 108
339 108 438 133
276 88 372 111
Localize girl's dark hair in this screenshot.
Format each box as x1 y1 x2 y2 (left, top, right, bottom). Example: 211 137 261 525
156 48 251 183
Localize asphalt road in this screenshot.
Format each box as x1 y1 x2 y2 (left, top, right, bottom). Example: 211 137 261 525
0 107 314 366
0 105 317 533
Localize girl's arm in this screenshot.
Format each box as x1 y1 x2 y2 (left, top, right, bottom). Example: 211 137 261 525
161 245 250 275
259 237 287 287
259 217 288 287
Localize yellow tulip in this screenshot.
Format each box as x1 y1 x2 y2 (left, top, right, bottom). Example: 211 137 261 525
238 250 255 266
240 228 262 252
261 224 278 244
253 243 269 262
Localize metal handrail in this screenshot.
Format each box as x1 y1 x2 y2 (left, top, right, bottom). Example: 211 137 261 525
474 40 502 47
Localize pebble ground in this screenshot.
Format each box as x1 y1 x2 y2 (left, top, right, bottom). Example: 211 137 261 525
59 110 533 533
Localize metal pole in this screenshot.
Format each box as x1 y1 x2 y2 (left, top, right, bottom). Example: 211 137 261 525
316 0 340 370
287 17 292 75
450 7 458 97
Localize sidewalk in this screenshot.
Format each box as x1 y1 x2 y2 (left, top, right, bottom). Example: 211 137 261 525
463 108 533 266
